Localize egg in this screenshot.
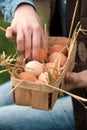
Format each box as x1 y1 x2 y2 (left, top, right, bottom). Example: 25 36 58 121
38 72 49 84
48 44 68 55
39 47 47 63
18 71 37 82
49 52 67 67
45 62 59 78
48 37 69 45
25 60 44 76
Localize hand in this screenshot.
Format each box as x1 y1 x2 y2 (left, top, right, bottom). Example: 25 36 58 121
63 70 87 91
5 4 47 61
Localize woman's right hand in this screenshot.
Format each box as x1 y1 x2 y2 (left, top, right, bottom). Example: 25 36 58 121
6 4 47 61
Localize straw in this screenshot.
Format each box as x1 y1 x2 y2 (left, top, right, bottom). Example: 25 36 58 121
68 0 79 38
0 26 6 32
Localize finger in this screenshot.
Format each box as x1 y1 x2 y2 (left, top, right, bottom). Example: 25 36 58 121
5 27 14 40
32 30 40 61
24 27 32 61
16 27 24 52
41 32 48 52
65 72 80 85
65 72 71 80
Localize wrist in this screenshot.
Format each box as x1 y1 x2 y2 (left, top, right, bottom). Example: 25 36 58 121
15 3 35 13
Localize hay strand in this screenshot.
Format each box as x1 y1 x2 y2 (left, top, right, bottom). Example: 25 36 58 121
68 0 79 38
47 84 87 108
0 26 6 32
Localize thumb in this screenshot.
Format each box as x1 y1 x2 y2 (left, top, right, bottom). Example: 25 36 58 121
63 72 79 91
65 72 79 83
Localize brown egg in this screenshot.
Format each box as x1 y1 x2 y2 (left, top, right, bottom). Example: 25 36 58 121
49 52 67 67
48 44 68 55
45 62 58 78
48 37 69 45
18 71 37 82
39 47 47 63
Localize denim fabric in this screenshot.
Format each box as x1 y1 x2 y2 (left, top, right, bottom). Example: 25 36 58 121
0 81 76 130
0 0 34 22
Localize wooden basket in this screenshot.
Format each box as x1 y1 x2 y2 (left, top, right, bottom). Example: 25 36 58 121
11 36 77 111
11 76 58 110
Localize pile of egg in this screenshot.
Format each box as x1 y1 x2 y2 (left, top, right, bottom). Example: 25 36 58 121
18 43 68 84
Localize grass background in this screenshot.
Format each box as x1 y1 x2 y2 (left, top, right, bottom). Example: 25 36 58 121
0 19 16 85
0 1 50 85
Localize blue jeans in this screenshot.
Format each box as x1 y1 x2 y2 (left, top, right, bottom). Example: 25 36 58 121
0 81 76 130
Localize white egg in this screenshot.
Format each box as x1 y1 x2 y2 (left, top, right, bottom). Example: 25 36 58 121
38 72 49 84
25 60 44 76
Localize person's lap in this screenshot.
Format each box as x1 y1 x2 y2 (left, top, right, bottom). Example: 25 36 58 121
0 81 75 130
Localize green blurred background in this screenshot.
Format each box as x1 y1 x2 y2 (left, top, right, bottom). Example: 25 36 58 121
0 19 16 85
0 0 50 85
